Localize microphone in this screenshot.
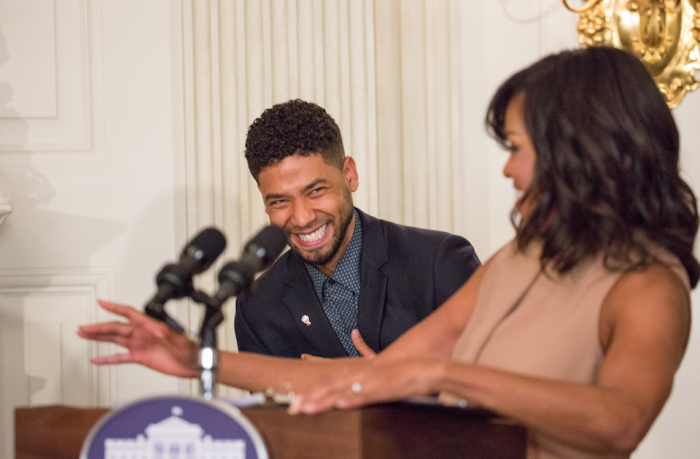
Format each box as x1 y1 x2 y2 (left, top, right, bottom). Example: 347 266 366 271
145 227 227 332
214 225 287 304
177 227 228 274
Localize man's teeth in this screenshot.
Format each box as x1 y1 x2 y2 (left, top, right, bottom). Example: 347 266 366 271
298 224 327 242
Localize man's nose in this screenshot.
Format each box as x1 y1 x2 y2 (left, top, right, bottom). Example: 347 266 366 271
290 199 315 228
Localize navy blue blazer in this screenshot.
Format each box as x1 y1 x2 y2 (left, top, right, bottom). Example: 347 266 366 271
234 208 481 358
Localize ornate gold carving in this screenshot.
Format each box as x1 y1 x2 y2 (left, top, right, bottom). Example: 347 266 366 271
577 2 612 44
563 0 700 108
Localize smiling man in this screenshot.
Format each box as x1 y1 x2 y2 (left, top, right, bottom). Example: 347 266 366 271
235 99 481 358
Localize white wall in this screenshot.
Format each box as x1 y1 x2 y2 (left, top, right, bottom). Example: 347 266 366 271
645 81 700 459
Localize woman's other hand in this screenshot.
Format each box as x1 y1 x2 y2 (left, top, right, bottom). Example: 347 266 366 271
77 299 199 378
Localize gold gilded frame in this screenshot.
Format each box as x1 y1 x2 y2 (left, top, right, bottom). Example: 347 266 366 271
563 0 700 108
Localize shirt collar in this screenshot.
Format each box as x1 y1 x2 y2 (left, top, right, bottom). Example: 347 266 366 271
305 209 362 297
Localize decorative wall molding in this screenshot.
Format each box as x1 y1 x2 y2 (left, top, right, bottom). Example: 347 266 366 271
0 204 11 226
0 267 115 459
0 0 57 118
0 0 94 153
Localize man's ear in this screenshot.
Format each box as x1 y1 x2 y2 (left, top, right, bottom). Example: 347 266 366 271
343 156 359 192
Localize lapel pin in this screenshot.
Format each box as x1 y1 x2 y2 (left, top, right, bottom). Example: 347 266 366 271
301 315 311 326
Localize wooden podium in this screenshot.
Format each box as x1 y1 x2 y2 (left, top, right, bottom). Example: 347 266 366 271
15 402 526 459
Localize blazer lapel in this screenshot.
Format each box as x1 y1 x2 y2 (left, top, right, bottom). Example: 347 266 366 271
356 209 389 353
281 253 348 357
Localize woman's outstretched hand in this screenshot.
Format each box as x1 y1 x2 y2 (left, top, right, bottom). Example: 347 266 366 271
77 300 199 378
288 357 444 415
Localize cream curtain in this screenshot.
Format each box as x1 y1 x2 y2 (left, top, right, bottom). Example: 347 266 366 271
179 0 463 242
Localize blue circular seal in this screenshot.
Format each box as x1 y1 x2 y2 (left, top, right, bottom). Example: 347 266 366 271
80 396 268 459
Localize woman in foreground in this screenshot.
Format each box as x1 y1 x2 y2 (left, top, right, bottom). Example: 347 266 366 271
79 47 698 458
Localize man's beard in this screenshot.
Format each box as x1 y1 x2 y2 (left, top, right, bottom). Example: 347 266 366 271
288 206 354 267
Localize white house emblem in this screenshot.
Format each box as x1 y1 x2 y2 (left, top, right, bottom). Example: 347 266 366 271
81 396 269 459
104 406 245 459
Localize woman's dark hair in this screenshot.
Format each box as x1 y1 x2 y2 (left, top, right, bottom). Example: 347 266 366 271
486 46 700 287
245 99 345 181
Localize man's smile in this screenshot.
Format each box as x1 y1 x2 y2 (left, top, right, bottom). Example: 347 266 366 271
293 223 331 248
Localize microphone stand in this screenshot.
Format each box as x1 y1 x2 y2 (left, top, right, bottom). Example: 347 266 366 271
190 290 224 400
145 286 226 400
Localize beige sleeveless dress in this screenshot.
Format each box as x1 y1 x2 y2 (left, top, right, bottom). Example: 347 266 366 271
447 239 690 459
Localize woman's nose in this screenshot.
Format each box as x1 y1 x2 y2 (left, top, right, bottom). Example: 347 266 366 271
503 156 513 178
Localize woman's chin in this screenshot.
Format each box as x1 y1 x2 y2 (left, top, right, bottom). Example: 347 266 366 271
514 200 533 222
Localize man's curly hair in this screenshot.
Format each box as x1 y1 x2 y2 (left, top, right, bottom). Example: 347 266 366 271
245 99 345 181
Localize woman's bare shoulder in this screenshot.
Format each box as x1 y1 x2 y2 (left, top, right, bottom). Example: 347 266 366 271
600 263 691 357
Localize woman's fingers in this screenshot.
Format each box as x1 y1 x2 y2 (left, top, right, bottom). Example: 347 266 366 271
90 352 136 365
289 362 375 414
289 359 428 415
97 299 171 339
300 353 327 361
97 299 139 318
77 321 134 340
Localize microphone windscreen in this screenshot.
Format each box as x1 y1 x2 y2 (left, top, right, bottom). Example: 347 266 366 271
181 227 227 274
245 225 287 269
